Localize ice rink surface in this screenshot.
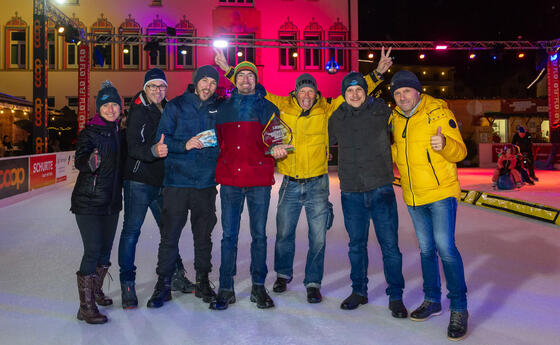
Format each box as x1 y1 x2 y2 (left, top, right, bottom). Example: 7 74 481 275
1 169 559 345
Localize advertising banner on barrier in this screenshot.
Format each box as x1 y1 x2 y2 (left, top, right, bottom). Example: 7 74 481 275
29 154 56 190
55 151 77 183
0 157 29 199
547 54 560 143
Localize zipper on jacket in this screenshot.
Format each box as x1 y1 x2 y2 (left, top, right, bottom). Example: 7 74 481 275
400 116 415 207
426 149 441 186
92 173 98 193
133 160 141 173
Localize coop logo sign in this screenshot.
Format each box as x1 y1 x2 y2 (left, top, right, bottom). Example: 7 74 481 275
0 157 29 199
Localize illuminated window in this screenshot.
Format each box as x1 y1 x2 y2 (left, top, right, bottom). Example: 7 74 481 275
119 14 141 70
220 33 255 66
327 18 348 71
303 18 323 70
174 16 196 70
91 14 114 69
278 18 298 71
146 15 168 69
5 13 28 69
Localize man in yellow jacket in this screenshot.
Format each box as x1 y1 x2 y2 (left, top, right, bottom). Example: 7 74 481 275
214 48 390 303
389 70 468 341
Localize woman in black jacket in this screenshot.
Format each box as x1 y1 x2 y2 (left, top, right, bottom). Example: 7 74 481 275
71 81 124 324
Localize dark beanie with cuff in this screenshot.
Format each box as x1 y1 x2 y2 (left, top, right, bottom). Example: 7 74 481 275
390 70 422 96
341 72 368 97
193 65 220 86
143 68 167 89
294 73 317 94
96 80 122 112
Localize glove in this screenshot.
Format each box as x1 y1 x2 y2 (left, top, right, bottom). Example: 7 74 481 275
88 148 101 172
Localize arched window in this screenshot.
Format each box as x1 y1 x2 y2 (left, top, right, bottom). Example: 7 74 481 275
5 12 28 69
303 18 323 71
119 14 141 70
278 17 298 71
174 15 196 70
91 13 114 70
146 15 168 69
64 14 86 69
328 18 348 71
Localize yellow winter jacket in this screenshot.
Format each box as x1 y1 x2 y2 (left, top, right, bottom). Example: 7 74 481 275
224 68 382 178
390 94 467 206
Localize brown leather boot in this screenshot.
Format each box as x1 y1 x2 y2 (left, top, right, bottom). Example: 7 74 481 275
93 265 113 306
77 272 107 324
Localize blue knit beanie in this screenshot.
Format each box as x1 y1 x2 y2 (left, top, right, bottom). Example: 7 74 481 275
390 70 422 96
193 65 219 86
341 72 368 97
96 80 122 111
143 68 167 89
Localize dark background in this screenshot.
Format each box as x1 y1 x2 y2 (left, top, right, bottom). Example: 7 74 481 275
358 0 560 98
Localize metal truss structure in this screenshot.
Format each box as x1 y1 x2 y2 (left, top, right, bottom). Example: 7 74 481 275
89 33 560 51
41 0 87 42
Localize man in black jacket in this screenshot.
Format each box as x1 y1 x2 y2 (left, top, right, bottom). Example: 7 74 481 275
118 68 194 309
328 72 407 317
512 125 538 181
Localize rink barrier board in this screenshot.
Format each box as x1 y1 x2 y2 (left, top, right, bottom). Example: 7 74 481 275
393 177 560 226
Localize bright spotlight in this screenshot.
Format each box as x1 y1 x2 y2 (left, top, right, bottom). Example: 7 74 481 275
419 53 426 60
469 53 476 59
517 52 525 59
123 48 129 54
435 45 448 50
237 51 243 57
213 40 228 48
292 52 298 58
368 52 374 59
551 53 559 62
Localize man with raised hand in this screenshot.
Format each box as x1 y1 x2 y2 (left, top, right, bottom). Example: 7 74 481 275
214 48 392 304
147 65 221 308
329 72 407 318
389 70 469 341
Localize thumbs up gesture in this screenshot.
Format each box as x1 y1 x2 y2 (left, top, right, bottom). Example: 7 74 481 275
155 134 168 158
430 127 446 152
88 148 101 172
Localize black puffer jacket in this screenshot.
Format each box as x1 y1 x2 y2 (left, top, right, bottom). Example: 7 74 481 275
71 114 124 215
123 90 166 186
329 97 394 192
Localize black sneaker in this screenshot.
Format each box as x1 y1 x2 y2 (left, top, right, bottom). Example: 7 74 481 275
272 276 292 293
409 300 442 321
250 285 274 309
171 267 196 293
209 290 236 310
448 310 469 341
121 281 138 309
194 273 217 303
340 293 368 310
306 287 322 304
389 299 408 318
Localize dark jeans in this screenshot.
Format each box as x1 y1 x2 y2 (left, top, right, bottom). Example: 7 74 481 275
340 184 404 300
76 213 119 275
218 185 271 291
118 180 187 283
156 186 218 278
407 197 467 311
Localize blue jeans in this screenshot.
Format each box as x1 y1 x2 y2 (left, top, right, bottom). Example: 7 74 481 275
218 185 271 291
407 197 468 311
340 184 404 300
118 180 163 283
275 174 329 288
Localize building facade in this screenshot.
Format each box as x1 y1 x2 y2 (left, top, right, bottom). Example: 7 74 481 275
0 0 359 116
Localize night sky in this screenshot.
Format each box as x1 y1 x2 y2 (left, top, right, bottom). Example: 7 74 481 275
358 0 560 98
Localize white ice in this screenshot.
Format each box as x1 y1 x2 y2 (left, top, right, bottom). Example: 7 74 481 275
1 171 559 345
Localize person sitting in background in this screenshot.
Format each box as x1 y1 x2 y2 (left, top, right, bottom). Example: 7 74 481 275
492 145 522 190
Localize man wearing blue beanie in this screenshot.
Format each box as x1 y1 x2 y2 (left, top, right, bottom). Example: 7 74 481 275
390 70 469 341
147 65 221 308
329 71 407 318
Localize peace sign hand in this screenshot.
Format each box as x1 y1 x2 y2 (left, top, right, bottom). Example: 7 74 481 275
375 47 393 75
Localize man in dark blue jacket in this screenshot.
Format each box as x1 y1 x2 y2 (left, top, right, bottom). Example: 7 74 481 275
147 65 221 308
118 68 194 309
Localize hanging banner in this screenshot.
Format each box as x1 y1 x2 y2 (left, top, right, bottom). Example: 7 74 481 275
78 44 90 133
32 0 49 154
548 54 560 143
